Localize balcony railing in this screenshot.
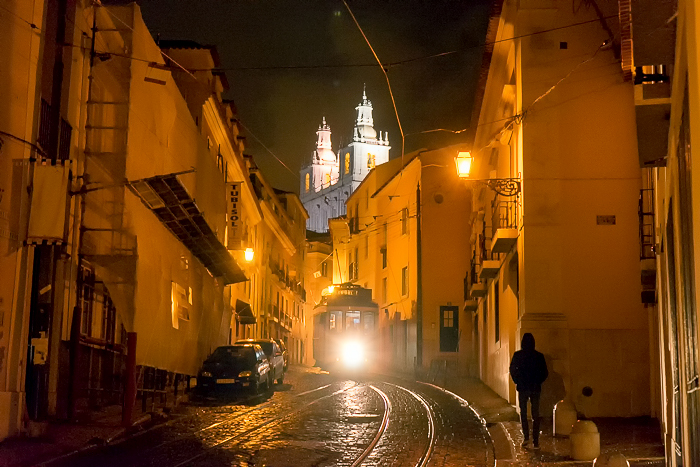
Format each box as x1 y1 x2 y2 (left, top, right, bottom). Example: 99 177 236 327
639 188 655 260
463 252 479 300
491 197 518 238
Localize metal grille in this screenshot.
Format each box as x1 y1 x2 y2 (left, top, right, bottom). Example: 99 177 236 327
38 99 52 150
58 117 72 160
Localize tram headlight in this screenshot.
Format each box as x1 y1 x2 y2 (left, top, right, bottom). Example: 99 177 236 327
341 340 364 368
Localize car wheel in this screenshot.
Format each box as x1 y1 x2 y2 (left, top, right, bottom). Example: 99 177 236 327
276 373 284 385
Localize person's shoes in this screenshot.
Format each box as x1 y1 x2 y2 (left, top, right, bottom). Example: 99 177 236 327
521 439 529 449
533 440 540 449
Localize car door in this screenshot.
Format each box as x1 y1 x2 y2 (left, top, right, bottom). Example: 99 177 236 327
256 347 269 383
270 342 283 379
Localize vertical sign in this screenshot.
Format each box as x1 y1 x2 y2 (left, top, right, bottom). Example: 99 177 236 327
227 182 242 249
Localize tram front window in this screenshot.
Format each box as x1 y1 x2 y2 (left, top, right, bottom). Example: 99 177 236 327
345 311 361 333
363 311 376 334
330 311 343 332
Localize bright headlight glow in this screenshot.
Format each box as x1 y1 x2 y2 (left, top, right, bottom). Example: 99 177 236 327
342 341 364 368
238 370 252 377
200 371 213 378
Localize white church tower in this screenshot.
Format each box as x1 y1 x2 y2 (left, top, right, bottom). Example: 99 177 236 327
311 118 338 192
300 88 391 233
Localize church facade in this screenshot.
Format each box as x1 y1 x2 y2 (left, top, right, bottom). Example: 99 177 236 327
300 90 391 233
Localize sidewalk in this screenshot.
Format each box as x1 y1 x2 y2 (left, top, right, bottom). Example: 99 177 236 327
418 373 666 467
0 403 179 467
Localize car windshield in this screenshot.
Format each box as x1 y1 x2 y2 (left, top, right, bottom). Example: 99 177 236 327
208 347 255 366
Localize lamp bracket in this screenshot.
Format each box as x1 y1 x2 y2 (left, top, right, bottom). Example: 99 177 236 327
473 178 521 197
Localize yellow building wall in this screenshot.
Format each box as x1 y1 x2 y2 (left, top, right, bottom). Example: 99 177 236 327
473 1 649 417
419 149 472 372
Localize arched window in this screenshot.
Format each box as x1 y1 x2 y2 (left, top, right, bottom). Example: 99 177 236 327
345 153 350 174
324 173 331 188
305 173 310 192
367 153 376 169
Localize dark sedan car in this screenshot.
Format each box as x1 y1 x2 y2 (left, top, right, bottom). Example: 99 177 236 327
235 339 285 384
197 344 270 396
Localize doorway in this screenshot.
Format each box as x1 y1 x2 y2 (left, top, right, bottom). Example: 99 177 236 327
439 306 459 352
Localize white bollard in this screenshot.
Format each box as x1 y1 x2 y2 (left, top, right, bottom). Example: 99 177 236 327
553 400 577 436
570 420 600 461
593 453 630 467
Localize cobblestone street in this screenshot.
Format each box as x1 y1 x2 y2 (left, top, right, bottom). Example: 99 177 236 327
38 367 491 467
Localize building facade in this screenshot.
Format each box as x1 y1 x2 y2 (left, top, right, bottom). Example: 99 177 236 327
0 1 310 440
328 146 471 372
300 90 390 233
628 0 700 464
467 0 650 421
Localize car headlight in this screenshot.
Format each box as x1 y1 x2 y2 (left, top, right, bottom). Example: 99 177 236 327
200 371 213 378
238 370 252 377
342 341 364 368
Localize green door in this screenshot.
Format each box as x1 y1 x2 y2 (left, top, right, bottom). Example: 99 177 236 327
439 306 459 352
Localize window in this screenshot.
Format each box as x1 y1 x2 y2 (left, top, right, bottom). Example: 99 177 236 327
443 308 454 327
367 153 376 168
321 260 328 277
401 208 409 234
382 277 388 303
355 247 360 279
401 266 408 296
348 249 357 281
324 173 331 188
79 264 95 336
381 246 387 269
305 173 310 192
345 153 350 174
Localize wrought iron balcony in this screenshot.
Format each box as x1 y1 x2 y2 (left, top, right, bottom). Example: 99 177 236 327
490 197 519 254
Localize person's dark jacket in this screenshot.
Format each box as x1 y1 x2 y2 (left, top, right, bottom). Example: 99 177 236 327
509 333 548 393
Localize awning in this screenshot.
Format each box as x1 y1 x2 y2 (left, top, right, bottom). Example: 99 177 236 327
235 299 256 325
128 174 246 284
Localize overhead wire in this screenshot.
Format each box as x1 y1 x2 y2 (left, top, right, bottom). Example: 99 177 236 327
0 3 41 32
342 0 404 163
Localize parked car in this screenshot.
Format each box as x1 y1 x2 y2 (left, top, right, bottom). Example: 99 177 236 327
235 338 285 384
274 338 288 371
197 344 270 396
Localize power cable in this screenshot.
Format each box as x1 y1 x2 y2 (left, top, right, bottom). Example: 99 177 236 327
0 3 41 31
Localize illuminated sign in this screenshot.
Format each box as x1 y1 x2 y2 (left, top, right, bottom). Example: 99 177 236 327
227 182 242 249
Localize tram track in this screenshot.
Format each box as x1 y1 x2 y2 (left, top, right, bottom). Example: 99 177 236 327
169 382 361 467
349 385 391 467
384 382 436 467
94 381 350 467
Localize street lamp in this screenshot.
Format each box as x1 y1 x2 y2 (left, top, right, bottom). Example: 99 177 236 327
244 247 254 262
455 151 521 197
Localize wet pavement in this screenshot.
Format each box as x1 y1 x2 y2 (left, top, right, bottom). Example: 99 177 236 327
14 367 490 467
0 366 666 467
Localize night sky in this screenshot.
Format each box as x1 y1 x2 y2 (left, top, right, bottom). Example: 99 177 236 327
137 0 492 193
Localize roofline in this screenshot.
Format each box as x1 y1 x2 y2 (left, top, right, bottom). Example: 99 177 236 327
467 0 505 146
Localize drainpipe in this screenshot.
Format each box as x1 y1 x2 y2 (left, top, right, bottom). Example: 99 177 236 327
416 183 423 369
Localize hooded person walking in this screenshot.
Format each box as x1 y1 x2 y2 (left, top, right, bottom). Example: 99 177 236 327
509 332 548 449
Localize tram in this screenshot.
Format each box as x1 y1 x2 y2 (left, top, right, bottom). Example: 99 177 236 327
312 283 379 372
